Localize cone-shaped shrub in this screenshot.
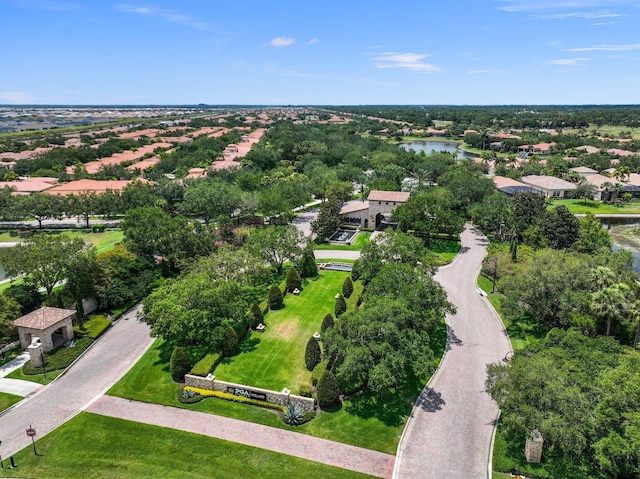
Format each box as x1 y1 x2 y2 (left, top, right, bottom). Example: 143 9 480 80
268 285 283 310
351 260 361 282
170 346 191 383
250 303 263 329
342 277 353 298
321 313 335 333
335 294 347 317
317 369 341 410
222 325 239 357
300 247 318 278
305 336 322 371
286 266 302 293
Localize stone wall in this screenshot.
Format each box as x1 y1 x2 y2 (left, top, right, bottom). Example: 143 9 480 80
185 374 315 412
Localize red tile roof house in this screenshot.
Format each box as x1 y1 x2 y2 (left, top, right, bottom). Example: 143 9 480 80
492 176 536 195
0 177 58 195
569 167 624 201
607 148 639 157
531 142 556 154
520 175 577 198
339 190 410 230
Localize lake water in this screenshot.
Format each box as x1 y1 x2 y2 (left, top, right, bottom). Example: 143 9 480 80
400 140 479 160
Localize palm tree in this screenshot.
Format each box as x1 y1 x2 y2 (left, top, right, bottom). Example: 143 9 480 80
613 166 631 182
591 283 630 336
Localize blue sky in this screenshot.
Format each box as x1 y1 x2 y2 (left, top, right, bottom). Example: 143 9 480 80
1 0 639 105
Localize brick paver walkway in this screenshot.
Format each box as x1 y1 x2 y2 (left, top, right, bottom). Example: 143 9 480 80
394 225 512 478
88 395 395 478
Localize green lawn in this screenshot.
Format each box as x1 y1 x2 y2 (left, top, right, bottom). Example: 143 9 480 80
313 232 371 251
550 199 640 215
215 271 348 393
5 365 63 385
0 229 123 253
109 316 447 454
0 413 373 479
427 239 461 264
477 275 546 351
0 391 22 412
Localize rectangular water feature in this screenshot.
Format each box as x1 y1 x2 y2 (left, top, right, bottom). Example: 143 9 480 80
328 229 356 243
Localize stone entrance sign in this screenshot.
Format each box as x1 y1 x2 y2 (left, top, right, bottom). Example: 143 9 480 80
525 429 544 463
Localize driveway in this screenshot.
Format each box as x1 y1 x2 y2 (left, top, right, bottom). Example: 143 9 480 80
0 305 154 458
394 225 511 478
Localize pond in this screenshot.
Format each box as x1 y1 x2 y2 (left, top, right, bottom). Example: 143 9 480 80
400 140 479 160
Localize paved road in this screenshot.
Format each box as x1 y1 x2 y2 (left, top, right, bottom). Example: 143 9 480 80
394 225 512 478
0 306 154 458
88 395 395 478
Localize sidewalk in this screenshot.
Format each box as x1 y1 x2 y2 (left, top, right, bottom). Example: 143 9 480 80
0 351 29 378
0 378 42 396
87 395 395 479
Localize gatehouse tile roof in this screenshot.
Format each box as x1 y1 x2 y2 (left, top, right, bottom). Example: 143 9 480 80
13 307 76 330
367 190 410 202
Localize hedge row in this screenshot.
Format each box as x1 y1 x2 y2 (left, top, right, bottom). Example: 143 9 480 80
184 387 286 412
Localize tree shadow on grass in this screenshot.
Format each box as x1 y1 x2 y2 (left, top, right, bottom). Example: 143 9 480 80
239 335 261 354
155 340 174 372
345 390 412 427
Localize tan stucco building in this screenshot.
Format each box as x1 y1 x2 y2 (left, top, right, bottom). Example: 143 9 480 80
13 307 76 352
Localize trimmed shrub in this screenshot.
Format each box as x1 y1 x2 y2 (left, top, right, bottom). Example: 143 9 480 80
305 336 322 371
268 285 283 310
285 266 302 293
190 352 223 377
250 303 264 329
334 294 347 317
320 313 335 333
299 383 313 398
299 247 318 278
222 326 239 357
317 370 341 410
74 314 111 340
311 360 328 386
301 410 316 424
351 260 361 282
170 346 192 383
342 277 353 298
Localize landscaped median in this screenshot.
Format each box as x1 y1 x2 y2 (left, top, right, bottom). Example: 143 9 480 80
108 267 447 455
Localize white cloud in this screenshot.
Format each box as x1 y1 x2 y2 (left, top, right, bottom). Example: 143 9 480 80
536 10 623 19
269 37 295 47
548 57 589 65
568 43 640 51
308 37 319 45
496 1 625 12
467 69 498 74
116 4 208 31
374 52 440 72
0 91 35 103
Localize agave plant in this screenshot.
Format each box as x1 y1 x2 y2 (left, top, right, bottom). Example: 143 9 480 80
283 403 305 425
182 388 196 399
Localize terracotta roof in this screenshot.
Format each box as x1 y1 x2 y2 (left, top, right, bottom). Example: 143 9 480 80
520 175 577 191
367 190 411 202
45 179 150 196
576 145 599 154
0 177 58 195
607 148 638 157
569 166 598 175
493 176 527 189
340 201 369 214
13 307 75 330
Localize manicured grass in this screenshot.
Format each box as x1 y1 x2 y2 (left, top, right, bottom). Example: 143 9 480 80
0 344 22 367
0 229 123 253
74 314 112 340
5 365 63 385
108 318 448 455
550 198 640 215
477 275 546 351
0 413 373 479
215 271 351 393
0 391 22 412
314 232 371 251
427 239 461 264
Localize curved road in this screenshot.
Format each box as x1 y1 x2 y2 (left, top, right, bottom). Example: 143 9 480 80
394 225 512 478
0 306 154 458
